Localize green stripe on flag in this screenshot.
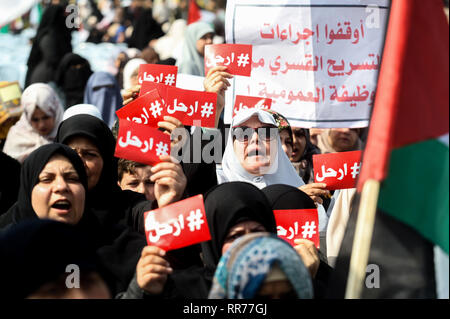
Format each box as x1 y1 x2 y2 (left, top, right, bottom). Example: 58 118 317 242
378 139 449 254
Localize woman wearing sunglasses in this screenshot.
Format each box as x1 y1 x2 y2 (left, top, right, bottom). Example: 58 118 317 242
203 67 329 204
218 108 328 199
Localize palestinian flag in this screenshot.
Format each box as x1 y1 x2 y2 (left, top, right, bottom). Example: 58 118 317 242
328 0 449 298
188 0 202 25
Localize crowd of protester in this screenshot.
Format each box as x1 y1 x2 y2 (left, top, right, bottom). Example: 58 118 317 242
0 0 417 300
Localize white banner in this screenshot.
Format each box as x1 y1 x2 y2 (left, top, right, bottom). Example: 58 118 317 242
224 0 389 128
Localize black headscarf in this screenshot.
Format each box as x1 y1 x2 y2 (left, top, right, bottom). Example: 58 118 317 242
55 114 148 229
158 182 277 299
0 151 21 216
56 114 118 199
25 5 72 87
127 8 164 50
262 184 333 299
201 182 277 272
55 53 93 108
0 219 103 299
0 143 146 296
261 184 316 210
0 143 87 227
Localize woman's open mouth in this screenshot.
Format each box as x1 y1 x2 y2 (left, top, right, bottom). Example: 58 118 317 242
247 148 266 157
51 199 72 214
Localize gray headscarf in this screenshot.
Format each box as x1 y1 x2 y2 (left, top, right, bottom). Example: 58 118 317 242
176 21 214 76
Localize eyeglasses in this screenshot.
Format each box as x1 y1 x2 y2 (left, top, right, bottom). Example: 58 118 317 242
232 126 278 142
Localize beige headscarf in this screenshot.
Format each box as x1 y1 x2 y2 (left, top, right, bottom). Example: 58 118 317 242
3 83 63 163
326 188 357 267
122 58 146 91
316 129 363 154
153 19 187 60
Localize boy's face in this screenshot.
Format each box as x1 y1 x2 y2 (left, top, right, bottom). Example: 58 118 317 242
119 166 155 201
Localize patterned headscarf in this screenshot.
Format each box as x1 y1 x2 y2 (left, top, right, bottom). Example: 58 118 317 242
208 232 313 299
266 109 293 140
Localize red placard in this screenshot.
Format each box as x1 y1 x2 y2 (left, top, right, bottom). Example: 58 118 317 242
165 86 217 128
143 195 211 251
138 64 178 86
114 119 171 166
139 81 170 100
233 95 272 118
116 89 164 126
274 209 320 248
204 44 252 76
312 150 362 190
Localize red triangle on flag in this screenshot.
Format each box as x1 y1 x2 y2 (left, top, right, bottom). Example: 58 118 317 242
188 0 201 25
358 0 449 190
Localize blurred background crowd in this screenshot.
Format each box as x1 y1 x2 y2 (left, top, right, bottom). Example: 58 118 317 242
0 0 226 88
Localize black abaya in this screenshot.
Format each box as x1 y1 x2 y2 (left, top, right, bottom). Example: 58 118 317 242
25 5 72 87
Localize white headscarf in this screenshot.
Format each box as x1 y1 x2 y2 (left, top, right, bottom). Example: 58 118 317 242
63 104 103 121
217 109 305 189
122 58 146 91
126 48 141 60
3 83 64 163
176 21 214 76
154 19 187 60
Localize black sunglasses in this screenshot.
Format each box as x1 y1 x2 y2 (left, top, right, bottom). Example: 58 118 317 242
232 126 278 142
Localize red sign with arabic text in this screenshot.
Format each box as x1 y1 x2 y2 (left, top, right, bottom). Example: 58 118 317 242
204 44 252 76
312 150 362 190
165 86 217 128
139 81 170 100
138 64 178 86
232 95 272 118
274 209 319 248
116 89 164 127
114 119 171 166
143 195 211 251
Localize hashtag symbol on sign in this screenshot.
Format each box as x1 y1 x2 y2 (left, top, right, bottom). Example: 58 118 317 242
301 221 316 239
186 209 204 231
164 74 175 86
237 53 250 67
149 101 163 118
351 162 361 179
200 102 214 118
155 142 169 156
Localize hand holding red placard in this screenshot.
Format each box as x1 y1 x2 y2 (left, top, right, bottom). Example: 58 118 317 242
143 195 211 251
116 89 165 126
274 209 320 248
312 150 362 190
138 64 178 86
233 95 272 118
114 119 171 166
165 86 217 128
121 86 217 128
204 44 252 76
